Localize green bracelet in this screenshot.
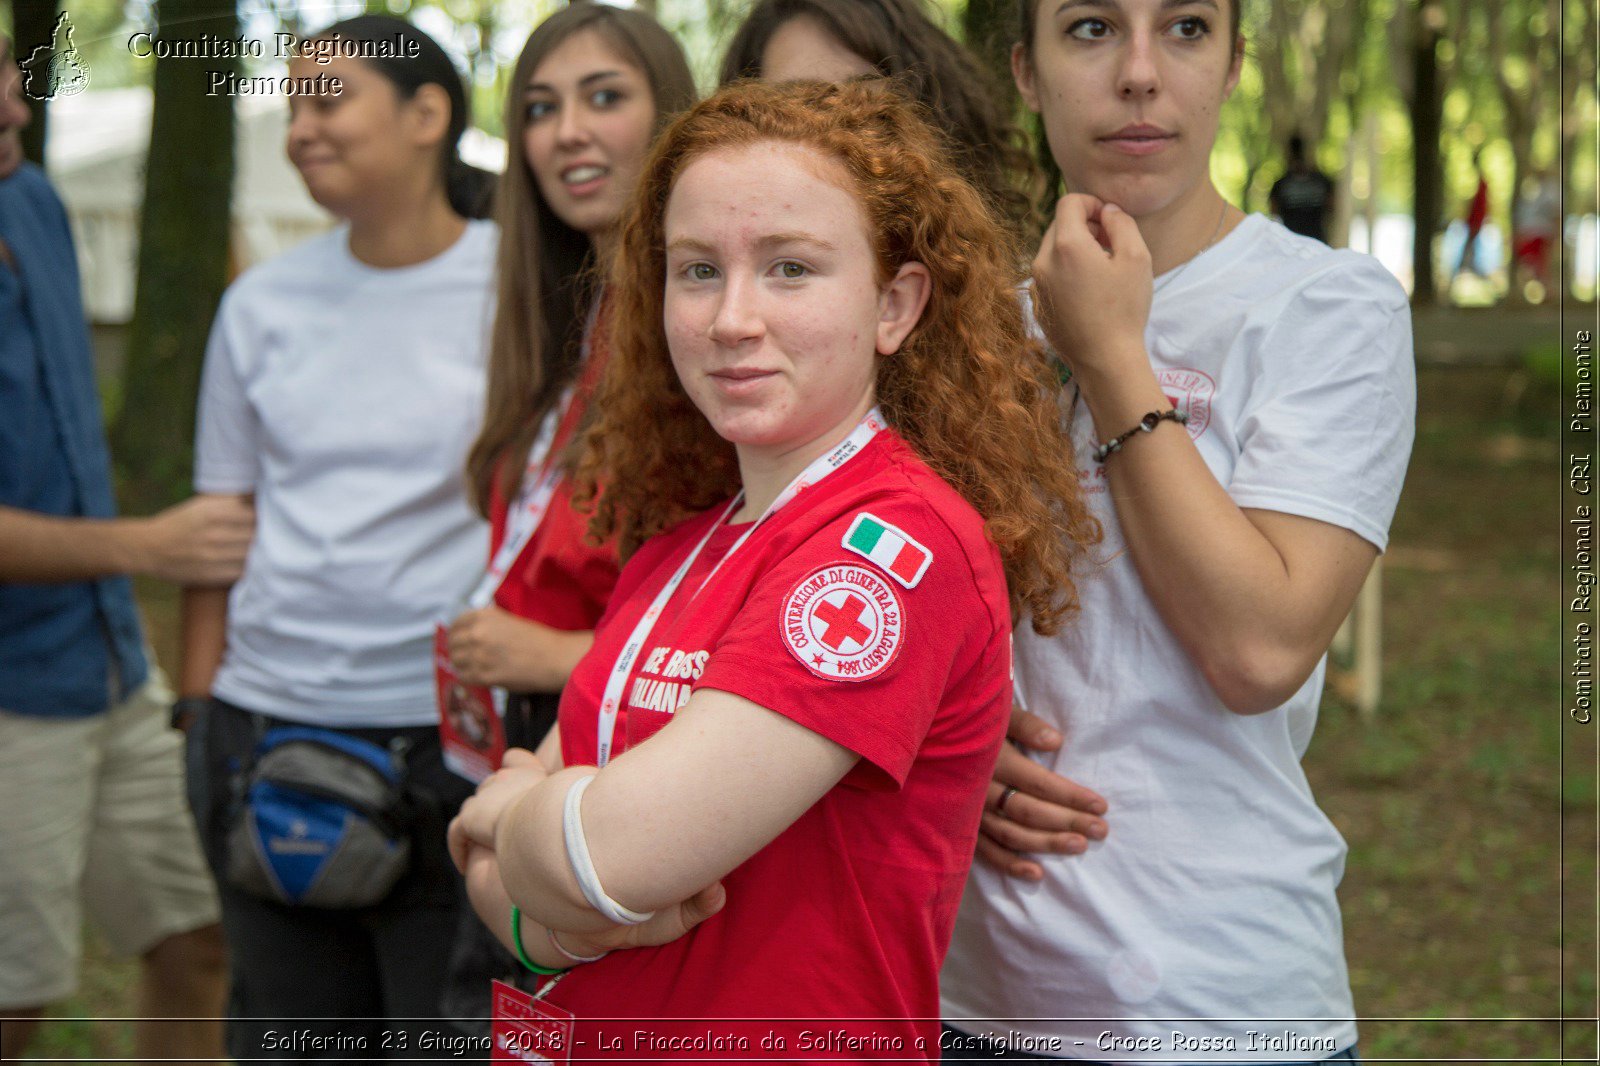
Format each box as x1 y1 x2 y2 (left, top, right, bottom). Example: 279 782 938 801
509 906 568 976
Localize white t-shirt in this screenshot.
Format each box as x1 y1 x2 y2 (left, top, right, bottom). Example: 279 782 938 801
195 221 495 727
941 215 1415 1062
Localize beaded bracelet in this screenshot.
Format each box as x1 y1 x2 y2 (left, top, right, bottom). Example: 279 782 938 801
509 905 567 976
1093 407 1188 463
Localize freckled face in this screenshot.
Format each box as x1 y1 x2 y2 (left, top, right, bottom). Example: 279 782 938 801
663 142 888 467
1018 0 1239 218
758 15 877 84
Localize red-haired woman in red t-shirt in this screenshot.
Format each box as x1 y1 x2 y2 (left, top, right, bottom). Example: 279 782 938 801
447 80 1095 1060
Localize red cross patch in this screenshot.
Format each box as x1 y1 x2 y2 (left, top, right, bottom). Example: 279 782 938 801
782 564 903 682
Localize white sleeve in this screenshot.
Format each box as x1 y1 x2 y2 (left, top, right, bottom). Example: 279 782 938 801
1226 258 1416 552
193 290 262 494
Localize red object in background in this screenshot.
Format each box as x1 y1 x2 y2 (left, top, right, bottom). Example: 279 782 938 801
1466 177 1490 233
435 623 507 782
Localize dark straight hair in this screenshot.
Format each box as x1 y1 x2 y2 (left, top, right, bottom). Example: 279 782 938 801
720 0 1042 242
311 14 494 219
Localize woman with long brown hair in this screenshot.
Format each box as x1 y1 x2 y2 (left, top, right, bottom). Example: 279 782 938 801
435 0 694 1027
444 2 694 736
447 79 1095 1060
720 0 1043 243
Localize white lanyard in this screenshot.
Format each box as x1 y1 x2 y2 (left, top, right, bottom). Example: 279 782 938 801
465 299 603 610
466 395 570 610
593 407 887 766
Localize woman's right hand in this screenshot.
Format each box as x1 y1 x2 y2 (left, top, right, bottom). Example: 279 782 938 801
556 882 729 956
1031 194 1154 385
976 705 1110 882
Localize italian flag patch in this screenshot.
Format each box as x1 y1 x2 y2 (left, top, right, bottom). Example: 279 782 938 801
842 513 932 589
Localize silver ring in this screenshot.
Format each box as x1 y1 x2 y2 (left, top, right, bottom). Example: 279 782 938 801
995 786 1019 818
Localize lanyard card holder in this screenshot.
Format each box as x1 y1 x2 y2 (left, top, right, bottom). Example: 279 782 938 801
491 978 574 1064
434 622 509 783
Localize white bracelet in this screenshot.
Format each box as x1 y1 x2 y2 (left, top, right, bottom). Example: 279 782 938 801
547 927 609 964
562 773 655 925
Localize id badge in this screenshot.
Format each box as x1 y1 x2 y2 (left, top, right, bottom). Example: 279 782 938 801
491 978 574 1064
434 623 508 782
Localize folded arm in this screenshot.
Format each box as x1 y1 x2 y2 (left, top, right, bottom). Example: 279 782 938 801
1073 354 1378 714
493 687 858 933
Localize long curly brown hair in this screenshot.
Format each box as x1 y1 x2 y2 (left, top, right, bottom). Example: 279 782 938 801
572 80 1096 634
720 0 1043 244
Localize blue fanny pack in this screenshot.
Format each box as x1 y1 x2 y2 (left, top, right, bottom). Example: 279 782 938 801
225 726 413 909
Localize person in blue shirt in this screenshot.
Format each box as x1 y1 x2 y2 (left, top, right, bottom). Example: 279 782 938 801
0 35 253 1063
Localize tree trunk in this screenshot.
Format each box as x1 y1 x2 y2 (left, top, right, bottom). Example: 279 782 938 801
110 0 238 511
1408 0 1445 306
11 0 59 166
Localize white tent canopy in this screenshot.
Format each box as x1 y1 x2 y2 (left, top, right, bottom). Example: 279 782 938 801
46 87 507 323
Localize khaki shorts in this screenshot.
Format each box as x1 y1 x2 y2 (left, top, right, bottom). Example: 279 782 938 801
0 669 221 1009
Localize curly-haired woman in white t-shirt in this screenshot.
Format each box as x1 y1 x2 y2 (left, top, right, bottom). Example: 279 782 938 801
939 0 1415 1062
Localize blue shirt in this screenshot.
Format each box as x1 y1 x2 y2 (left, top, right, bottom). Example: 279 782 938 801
0 162 148 716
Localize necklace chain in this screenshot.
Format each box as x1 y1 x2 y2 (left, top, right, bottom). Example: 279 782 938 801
1153 199 1229 295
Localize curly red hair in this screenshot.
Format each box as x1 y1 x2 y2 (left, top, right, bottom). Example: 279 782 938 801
573 80 1097 634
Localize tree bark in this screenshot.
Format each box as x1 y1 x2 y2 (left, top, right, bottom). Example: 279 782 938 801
110 0 238 510
1408 0 1445 306
11 0 58 166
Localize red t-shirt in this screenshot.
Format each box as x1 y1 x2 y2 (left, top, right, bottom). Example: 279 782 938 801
486 326 617 632
549 430 1011 1061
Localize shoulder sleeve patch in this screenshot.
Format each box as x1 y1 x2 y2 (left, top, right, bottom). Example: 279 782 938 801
841 512 933 589
782 564 904 681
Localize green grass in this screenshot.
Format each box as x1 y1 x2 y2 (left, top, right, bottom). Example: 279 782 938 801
1306 364 1587 1061
25 928 137 1062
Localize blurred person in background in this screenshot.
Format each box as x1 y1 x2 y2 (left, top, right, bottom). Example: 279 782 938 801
0 33 250 1066
1511 166 1560 300
179 15 497 1061
1269 133 1334 244
439 0 696 1025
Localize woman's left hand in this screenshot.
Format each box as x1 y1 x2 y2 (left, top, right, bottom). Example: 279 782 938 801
447 748 549 874
1032 194 1153 382
462 845 726 965
446 605 594 692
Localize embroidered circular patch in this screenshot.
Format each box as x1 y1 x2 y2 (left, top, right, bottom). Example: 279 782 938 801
1155 366 1215 440
782 564 903 682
